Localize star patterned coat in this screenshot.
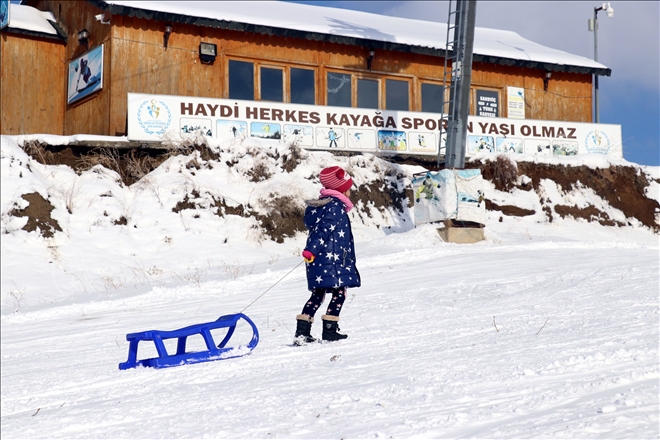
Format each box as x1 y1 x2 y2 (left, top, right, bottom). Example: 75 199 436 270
303 196 361 291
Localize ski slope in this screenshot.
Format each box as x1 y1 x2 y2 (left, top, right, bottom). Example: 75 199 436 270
1 135 659 438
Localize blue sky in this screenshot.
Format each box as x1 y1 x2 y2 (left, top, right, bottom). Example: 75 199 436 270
288 1 659 166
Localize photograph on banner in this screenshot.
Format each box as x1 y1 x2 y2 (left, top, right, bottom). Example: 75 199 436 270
250 122 281 140
525 139 552 155
67 45 104 104
467 135 495 154
378 130 407 151
409 131 438 154
552 140 579 156
346 128 376 150
282 124 314 146
217 120 247 141
0 0 9 30
507 86 525 119
315 127 345 149
180 118 212 137
496 137 523 154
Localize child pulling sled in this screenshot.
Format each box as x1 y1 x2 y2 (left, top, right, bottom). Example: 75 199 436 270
294 166 361 345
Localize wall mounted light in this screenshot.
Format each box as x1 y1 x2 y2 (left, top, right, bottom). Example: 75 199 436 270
77 29 89 49
199 42 217 64
164 24 172 49
544 71 552 92
367 50 375 71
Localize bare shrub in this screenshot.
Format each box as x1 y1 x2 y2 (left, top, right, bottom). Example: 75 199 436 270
248 161 273 182
479 155 518 191
256 194 306 243
23 140 54 165
281 142 307 172
125 151 158 182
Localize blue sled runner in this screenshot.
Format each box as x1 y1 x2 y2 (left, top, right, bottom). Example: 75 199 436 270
119 313 259 370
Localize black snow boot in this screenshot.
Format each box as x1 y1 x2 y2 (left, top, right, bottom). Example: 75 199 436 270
322 315 348 342
294 314 318 346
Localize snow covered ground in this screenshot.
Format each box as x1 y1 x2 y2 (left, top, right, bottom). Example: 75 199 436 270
1 135 658 439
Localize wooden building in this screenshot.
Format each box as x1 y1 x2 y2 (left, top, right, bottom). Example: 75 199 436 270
1 0 611 138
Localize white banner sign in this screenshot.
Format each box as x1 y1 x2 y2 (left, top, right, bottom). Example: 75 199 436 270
127 93 622 159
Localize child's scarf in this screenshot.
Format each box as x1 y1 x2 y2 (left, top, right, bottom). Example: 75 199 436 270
320 188 354 212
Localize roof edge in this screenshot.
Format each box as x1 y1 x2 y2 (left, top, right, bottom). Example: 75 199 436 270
89 0 611 77
473 55 611 77
1 25 67 43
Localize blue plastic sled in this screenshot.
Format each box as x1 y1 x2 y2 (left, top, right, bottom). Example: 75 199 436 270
118 313 259 370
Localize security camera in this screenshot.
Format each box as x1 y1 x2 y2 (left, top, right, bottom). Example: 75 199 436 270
95 13 110 24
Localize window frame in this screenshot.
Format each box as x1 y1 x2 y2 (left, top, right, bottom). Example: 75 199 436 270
356 75 381 109
420 81 447 114
385 78 411 111
226 57 319 104
259 65 285 103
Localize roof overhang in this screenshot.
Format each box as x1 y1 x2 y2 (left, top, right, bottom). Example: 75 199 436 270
89 0 611 77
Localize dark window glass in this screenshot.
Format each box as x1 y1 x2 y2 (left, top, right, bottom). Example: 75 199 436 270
290 68 315 105
261 67 283 102
229 60 254 100
421 83 445 113
327 72 351 107
358 78 379 109
386 79 409 111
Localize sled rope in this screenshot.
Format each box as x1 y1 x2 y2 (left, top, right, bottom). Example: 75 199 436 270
240 260 304 313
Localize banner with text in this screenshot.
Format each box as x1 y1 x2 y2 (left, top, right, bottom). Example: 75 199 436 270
127 93 622 159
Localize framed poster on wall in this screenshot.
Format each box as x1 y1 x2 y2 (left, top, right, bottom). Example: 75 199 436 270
67 45 104 104
507 86 525 119
0 0 10 30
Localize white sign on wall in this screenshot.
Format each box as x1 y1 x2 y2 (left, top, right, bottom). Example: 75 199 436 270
507 86 525 119
127 93 622 159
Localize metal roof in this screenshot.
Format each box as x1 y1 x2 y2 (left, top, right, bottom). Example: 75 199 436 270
91 1 608 76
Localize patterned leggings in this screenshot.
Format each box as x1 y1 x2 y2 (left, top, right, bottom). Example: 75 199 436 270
301 287 347 318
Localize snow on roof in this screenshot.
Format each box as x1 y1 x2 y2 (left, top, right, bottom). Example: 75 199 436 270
102 0 608 71
5 3 58 35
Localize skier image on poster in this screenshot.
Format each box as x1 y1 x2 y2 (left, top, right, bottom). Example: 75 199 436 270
76 58 93 92
328 128 340 148
294 166 360 346
67 45 103 104
412 171 450 225
415 173 440 203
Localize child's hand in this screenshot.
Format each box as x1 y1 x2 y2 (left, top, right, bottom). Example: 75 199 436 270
302 250 315 263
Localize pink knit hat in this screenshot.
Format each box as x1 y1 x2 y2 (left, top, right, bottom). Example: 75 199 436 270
319 166 353 193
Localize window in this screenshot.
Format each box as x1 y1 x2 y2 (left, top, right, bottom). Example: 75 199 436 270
357 78 379 109
290 68 315 105
327 72 352 107
260 67 283 102
421 83 444 113
386 79 409 111
229 60 254 100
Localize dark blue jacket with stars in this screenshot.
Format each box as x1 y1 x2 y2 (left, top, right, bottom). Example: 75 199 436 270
303 196 361 291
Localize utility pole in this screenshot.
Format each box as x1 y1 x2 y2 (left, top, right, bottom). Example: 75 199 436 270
589 2 614 123
443 0 477 169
